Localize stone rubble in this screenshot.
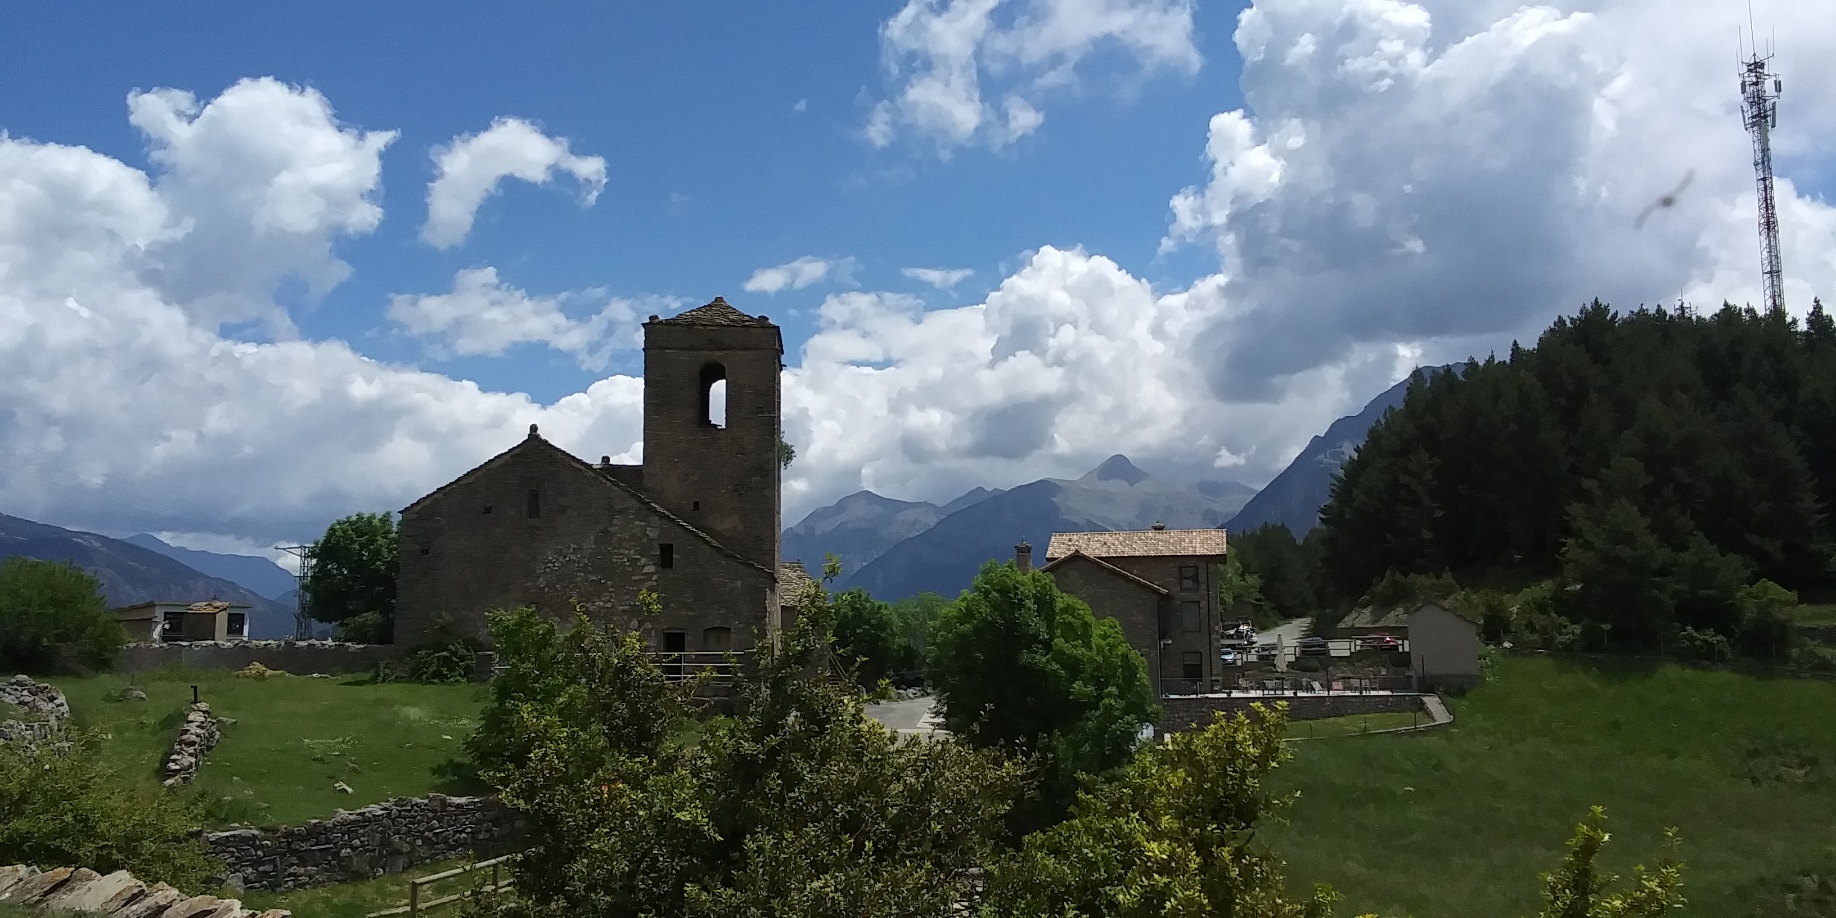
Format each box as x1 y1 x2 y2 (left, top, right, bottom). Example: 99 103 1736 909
0 864 288 918
161 702 221 787
0 674 71 745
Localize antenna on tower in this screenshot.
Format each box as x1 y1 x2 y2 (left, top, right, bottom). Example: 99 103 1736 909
277 544 314 639
1739 28 1784 313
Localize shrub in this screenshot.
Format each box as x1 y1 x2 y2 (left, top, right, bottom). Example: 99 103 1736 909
408 641 478 684
0 558 127 674
0 729 218 888
1674 627 1732 662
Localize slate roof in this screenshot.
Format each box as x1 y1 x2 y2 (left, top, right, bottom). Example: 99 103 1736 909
778 561 818 608
1338 600 1479 631
652 296 772 327
1044 528 1228 560
1038 551 1170 596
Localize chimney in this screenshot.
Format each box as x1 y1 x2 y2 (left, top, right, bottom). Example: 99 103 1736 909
1151 521 1166 531
599 455 611 467
1015 540 1033 574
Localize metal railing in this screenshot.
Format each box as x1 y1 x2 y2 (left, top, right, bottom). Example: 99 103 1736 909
1160 672 1419 697
365 853 516 917
656 650 747 685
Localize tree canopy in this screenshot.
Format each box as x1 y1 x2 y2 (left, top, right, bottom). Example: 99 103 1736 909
0 557 126 673
1317 300 1836 653
924 560 1157 831
302 511 399 643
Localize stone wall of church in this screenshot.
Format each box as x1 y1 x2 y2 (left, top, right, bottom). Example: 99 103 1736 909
395 436 775 653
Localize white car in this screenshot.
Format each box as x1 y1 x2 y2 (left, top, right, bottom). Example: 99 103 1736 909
1220 648 1242 665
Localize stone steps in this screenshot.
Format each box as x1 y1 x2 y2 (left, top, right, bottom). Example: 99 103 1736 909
0 865 287 918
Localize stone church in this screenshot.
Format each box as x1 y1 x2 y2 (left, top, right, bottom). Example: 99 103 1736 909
392 297 814 655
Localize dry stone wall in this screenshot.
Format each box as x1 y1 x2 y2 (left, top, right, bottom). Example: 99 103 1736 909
161 702 220 787
203 794 523 892
1157 692 1428 735
117 641 400 675
0 674 70 744
0 864 287 917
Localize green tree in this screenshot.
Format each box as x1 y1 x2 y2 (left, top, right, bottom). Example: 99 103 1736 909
890 591 948 662
1528 807 1684 917
1230 523 1318 620
0 558 127 674
981 703 1341 918
303 511 399 643
925 560 1157 832
0 730 219 889
463 595 1025 918
831 587 914 684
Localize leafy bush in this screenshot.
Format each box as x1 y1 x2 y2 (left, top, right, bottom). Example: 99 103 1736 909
408 641 478 684
0 729 218 888
0 558 127 674
1674 627 1732 662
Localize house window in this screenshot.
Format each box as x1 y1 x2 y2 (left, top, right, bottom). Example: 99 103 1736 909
527 489 541 518
703 627 731 652
482 505 493 514
159 613 181 640
1179 565 1200 592
226 612 247 638
1181 600 1202 633
692 501 700 511
700 363 728 428
1182 652 1203 681
660 543 675 569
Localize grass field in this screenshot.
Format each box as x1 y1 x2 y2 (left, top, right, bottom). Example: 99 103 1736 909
1285 711 1424 740
1263 654 1836 917
231 856 492 918
48 667 489 828
1792 603 1836 626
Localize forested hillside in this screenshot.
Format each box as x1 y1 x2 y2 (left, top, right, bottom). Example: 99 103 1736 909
1317 300 1836 653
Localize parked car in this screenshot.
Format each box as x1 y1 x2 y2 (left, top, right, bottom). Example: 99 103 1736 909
1220 648 1241 666
1299 635 1330 656
1227 624 1257 643
1361 633 1403 651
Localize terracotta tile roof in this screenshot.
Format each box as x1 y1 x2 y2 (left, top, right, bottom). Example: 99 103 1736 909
778 561 818 608
1039 551 1169 596
652 296 772 327
1044 528 1228 560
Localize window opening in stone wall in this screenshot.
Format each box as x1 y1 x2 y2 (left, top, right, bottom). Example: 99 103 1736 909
692 501 700 511
700 362 728 428
160 613 181 640
1181 600 1202 633
703 627 731 652
527 489 540 518
660 543 675 569
482 505 493 514
1179 565 1199 591
663 630 687 680
1182 651 1203 681
226 612 246 638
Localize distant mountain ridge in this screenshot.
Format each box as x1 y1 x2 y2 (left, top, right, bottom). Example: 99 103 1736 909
0 513 296 639
1224 364 1463 535
842 455 1255 602
124 534 297 600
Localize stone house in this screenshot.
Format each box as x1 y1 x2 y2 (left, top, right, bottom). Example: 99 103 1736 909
115 600 251 643
1033 525 1229 695
394 297 804 655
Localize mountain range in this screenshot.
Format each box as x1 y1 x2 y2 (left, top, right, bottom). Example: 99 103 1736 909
0 513 298 639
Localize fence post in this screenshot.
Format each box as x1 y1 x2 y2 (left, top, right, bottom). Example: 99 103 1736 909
410 880 420 918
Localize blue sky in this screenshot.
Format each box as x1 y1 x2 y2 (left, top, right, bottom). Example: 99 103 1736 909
2 0 1834 559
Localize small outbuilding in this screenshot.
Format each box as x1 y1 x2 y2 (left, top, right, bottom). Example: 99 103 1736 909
115 600 251 643
1333 599 1482 692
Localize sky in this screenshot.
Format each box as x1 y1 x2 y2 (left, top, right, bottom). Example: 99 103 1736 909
2 0 1834 566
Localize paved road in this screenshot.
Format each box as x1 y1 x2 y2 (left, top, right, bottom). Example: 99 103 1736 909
864 695 941 735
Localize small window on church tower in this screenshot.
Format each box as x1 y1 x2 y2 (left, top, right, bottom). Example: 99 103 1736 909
699 363 728 429
660 543 675 569
527 489 541 518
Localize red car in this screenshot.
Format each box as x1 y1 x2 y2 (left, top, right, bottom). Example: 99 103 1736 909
1361 633 1403 651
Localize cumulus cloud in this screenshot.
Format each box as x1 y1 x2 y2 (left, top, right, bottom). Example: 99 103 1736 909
1162 0 1836 400
743 256 856 294
125 77 396 335
387 267 653 371
0 85 644 549
422 117 606 248
868 0 1201 151
903 266 975 290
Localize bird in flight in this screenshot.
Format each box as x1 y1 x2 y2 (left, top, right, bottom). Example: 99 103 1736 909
1635 169 1695 229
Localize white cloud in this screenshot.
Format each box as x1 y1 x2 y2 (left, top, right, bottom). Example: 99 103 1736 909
387 267 651 371
1162 0 1836 399
868 0 1201 152
0 84 645 550
903 266 976 290
125 77 397 335
421 117 606 249
743 256 856 294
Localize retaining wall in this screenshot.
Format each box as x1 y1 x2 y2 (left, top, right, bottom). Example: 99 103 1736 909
0 864 286 917
1158 692 1427 735
203 794 523 892
0 674 71 744
117 641 401 675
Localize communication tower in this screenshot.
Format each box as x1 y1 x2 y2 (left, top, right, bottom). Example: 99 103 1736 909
1739 38 1784 312
277 544 313 639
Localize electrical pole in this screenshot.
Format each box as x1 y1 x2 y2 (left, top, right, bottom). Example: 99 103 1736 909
277 544 313 640
1739 37 1785 313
